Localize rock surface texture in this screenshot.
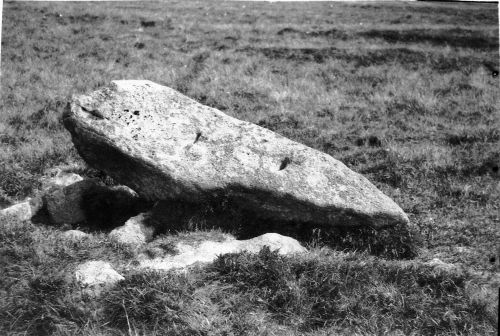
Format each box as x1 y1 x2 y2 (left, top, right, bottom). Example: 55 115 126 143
0 200 36 221
41 169 84 190
45 179 98 225
64 80 409 229
44 178 149 227
109 212 154 246
62 229 90 241
74 260 124 287
139 233 306 271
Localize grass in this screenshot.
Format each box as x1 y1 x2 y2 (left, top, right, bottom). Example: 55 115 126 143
1 220 496 335
1 0 499 335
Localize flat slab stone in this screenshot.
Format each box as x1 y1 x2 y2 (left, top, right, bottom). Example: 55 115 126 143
139 233 307 271
63 80 409 229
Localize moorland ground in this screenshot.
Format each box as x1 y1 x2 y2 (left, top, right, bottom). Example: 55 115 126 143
0 0 499 335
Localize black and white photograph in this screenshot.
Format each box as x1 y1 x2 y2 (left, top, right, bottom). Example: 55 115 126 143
0 0 498 334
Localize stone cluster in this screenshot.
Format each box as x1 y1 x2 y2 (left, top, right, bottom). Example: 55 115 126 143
1 80 413 290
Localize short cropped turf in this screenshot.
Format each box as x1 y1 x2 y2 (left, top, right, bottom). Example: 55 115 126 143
1 0 498 335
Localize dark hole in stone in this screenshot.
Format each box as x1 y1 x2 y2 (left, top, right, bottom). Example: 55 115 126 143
133 110 140 116
492 71 498 78
124 109 129 112
279 157 291 170
490 256 496 263
194 132 202 144
492 165 498 173
80 184 152 231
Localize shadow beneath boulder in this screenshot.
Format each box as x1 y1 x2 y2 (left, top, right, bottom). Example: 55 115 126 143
80 184 152 232
32 181 152 233
145 199 419 260
29 172 418 259
31 204 52 225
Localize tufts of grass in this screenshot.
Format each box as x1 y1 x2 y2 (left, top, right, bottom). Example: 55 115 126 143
1 273 91 336
445 127 499 147
238 46 498 74
308 224 421 260
1 212 496 335
102 271 206 335
207 247 496 334
360 28 498 50
0 216 136 335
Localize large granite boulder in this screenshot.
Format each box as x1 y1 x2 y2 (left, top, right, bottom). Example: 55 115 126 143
63 80 409 229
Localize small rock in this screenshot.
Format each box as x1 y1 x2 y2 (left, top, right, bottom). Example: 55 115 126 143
109 212 154 246
44 179 149 227
0 199 38 221
111 185 138 197
62 229 89 241
139 233 306 271
44 179 98 225
239 233 307 254
74 260 124 288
